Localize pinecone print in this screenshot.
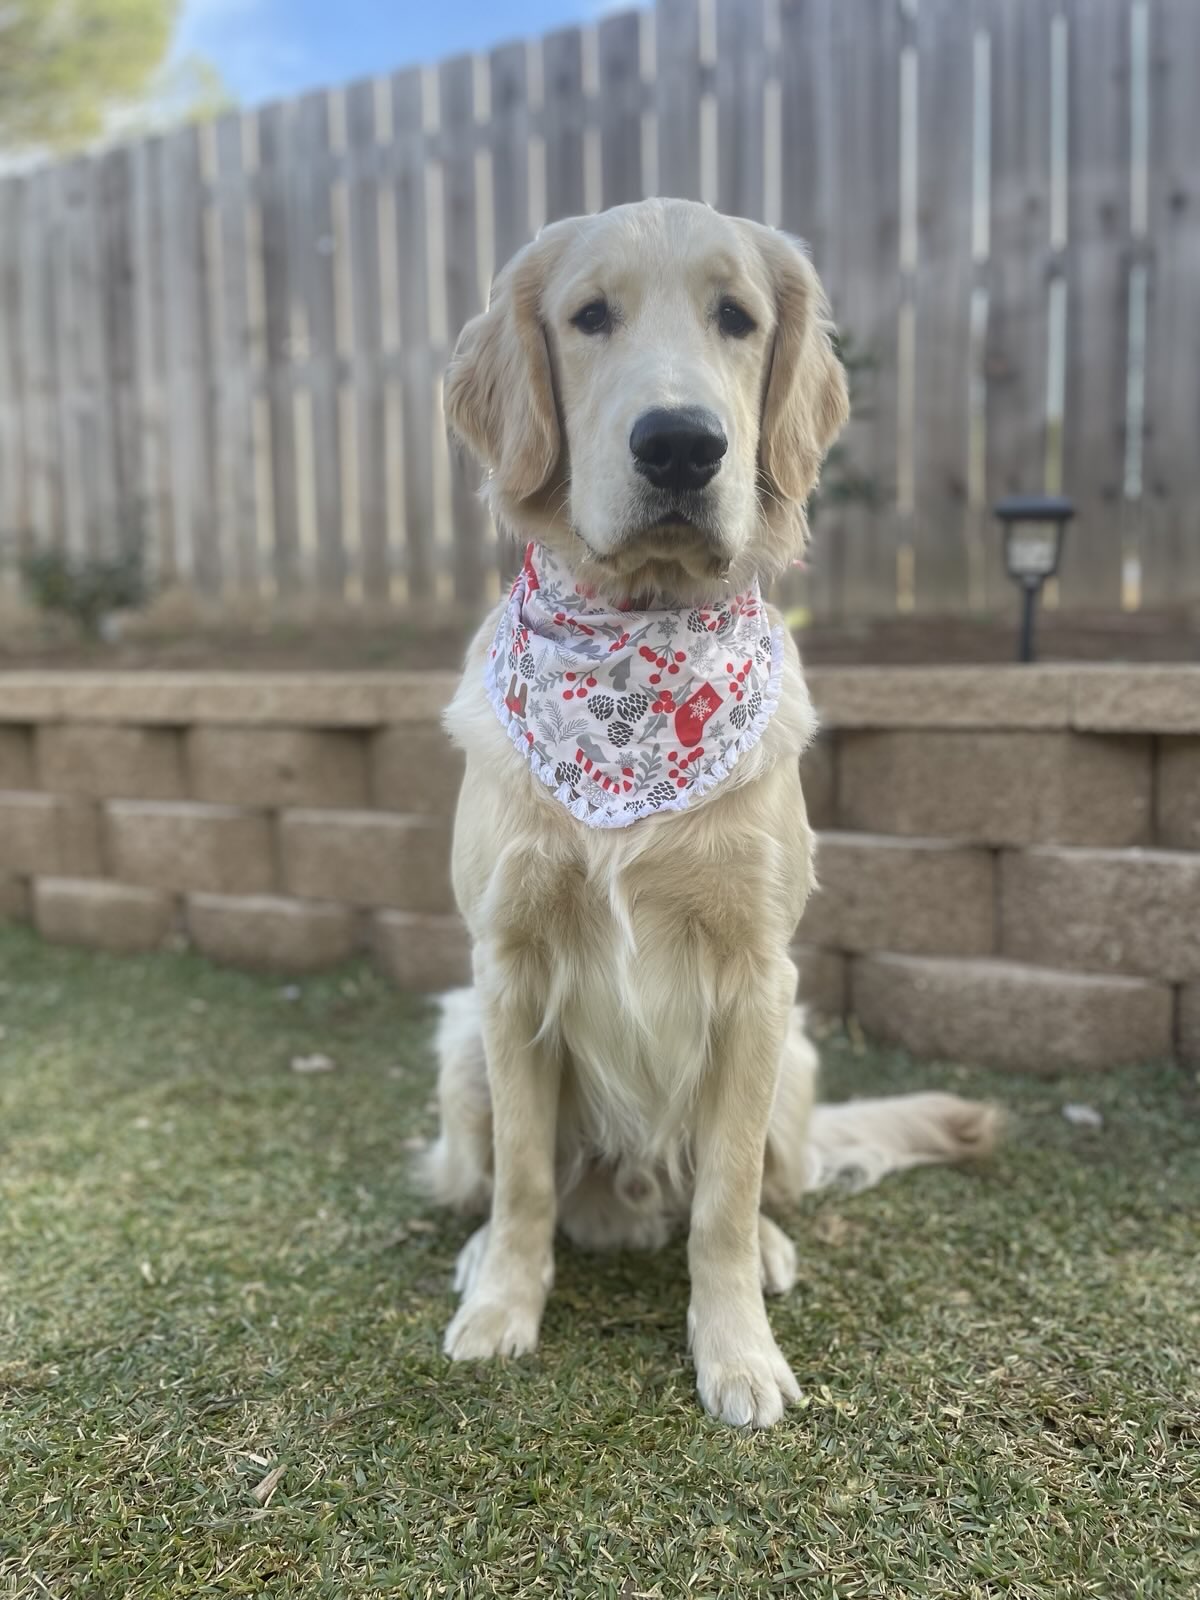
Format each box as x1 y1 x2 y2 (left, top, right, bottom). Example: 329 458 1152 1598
554 760 583 789
518 652 535 681
645 780 678 808
746 689 762 720
589 693 615 721
686 609 707 634
609 720 634 748
730 702 748 731
756 633 773 662
617 691 651 722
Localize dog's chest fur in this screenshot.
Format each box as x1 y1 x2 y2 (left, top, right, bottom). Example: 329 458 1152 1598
445 604 818 1170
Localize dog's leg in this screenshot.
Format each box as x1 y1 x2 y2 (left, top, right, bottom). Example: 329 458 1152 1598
688 965 801 1427
420 989 493 1213
443 985 560 1361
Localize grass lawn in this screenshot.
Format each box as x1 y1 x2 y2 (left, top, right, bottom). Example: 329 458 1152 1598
1 924 1197 1599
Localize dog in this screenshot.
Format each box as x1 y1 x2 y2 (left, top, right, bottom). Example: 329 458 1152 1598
422 199 999 1427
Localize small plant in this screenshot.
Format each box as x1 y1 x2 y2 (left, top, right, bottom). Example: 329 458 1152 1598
20 532 150 639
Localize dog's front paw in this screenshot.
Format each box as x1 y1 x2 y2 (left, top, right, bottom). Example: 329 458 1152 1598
695 1344 801 1427
443 1292 543 1361
690 1302 801 1427
452 1223 491 1297
758 1215 797 1297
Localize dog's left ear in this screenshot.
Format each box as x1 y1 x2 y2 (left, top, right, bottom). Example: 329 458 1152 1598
444 232 564 503
753 227 850 504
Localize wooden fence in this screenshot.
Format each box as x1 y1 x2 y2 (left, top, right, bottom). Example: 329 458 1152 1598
0 0 1197 620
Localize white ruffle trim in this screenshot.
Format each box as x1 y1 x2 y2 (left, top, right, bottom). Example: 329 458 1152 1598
483 623 786 830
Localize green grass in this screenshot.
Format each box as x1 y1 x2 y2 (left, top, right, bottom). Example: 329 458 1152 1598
1 924 1197 1599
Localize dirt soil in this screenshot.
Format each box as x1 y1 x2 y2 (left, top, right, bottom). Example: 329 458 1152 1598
1 605 1195 674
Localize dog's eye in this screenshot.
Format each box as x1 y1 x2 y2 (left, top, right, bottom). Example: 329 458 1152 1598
571 299 611 335
717 299 756 338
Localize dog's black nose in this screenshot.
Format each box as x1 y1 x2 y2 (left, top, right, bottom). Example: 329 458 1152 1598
629 407 728 492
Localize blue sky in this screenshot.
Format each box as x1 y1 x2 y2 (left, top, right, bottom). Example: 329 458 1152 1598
176 0 629 107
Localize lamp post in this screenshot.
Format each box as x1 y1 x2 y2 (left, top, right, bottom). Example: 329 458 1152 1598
993 495 1076 663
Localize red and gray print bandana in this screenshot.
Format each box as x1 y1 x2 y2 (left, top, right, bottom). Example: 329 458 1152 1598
485 542 783 828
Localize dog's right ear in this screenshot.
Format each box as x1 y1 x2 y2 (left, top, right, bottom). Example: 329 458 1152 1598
753 227 850 506
444 235 562 503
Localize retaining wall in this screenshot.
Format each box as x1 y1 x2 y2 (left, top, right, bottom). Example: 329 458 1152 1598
1 665 1197 1073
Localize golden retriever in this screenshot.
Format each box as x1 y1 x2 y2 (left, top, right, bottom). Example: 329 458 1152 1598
423 199 998 1427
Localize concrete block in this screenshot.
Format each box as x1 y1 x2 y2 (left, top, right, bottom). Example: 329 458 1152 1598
0 793 59 872
29 671 458 727
1180 986 1200 1065
37 723 184 799
106 800 275 894
791 943 847 1017
187 893 360 972
371 724 464 818
799 736 835 830
55 796 106 877
0 792 106 876
34 877 176 953
0 726 35 789
808 665 1074 731
372 910 472 991
1156 739 1200 851
280 809 453 913
1070 666 1200 734
1000 846 1200 984
852 952 1174 1072
801 832 994 956
187 726 369 809
0 875 31 921
838 730 1151 846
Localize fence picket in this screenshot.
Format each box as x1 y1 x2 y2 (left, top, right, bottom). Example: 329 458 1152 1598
0 178 26 558
53 159 89 562
489 42 533 272
1059 0 1129 611
129 138 175 584
544 29 588 222
715 0 766 220
599 10 644 208
98 148 139 552
344 80 390 601
913 0 975 612
985 0 1053 582
820 0 902 619
294 90 346 599
160 128 218 594
256 103 300 596
440 53 491 606
1143 0 1200 607
392 66 436 604
212 112 260 597
655 0 702 200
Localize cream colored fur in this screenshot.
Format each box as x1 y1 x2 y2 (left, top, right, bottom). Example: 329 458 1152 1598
426 199 1000 1428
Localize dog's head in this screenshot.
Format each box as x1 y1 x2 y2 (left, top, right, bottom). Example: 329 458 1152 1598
445 198 849 603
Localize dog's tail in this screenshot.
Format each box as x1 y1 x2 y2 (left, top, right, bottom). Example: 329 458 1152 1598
805 1088 1003 1194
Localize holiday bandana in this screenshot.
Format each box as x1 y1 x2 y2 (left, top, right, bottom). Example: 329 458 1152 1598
485 542 784 828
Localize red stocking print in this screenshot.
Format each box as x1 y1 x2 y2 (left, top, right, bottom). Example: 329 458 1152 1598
674 682 723 747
